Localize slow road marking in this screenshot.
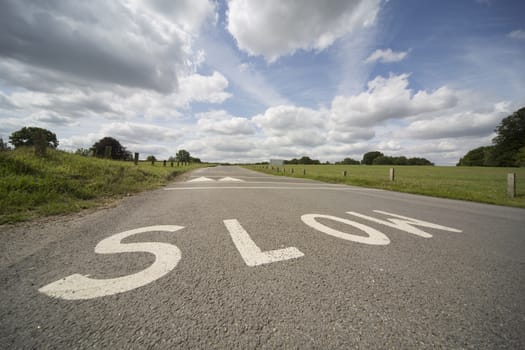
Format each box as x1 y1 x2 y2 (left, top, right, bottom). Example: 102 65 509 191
39 225 184 300
224 219 304 266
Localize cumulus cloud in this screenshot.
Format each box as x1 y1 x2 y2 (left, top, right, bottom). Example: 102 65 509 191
365 48 409 63
197 110 255 135
331 73 459 127
401 102 510 139
508 29 525 39
227 0 381 61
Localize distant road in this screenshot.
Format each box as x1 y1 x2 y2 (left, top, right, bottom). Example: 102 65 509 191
1 166 524 348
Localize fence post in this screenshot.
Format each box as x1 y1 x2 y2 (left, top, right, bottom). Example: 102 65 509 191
134 152 139 165
507 173 516 198
303 169 306 175
163 160 166 167
389 168 395 181
343 170 347 177
171 161 174 167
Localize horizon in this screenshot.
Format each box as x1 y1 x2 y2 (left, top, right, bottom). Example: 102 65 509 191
0 0 524 165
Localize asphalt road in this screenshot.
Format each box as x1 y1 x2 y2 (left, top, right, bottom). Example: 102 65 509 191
1 166 524 349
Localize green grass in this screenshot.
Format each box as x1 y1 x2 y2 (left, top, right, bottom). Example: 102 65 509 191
244 164 525 208
0 148 210 224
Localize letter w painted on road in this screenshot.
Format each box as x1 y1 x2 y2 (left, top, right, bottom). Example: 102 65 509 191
346 210 462 238
224 219 304 266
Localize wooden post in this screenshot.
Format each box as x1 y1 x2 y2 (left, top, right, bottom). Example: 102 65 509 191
343 170 347 177
151 158 155 166
163 160 166 167
303 169 306 175
291 168 294 174
389 168 395 181
507 173 516 198
134 152 139 165
171 161 174 167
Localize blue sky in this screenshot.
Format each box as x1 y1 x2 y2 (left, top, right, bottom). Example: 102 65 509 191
0 0 523 164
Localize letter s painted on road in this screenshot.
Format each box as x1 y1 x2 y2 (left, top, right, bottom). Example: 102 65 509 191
39 225 184 300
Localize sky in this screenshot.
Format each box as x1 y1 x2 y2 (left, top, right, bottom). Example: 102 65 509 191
0 0 524 165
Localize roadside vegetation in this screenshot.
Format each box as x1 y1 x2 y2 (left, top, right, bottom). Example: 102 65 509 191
245 164 525 208
0 147 208 224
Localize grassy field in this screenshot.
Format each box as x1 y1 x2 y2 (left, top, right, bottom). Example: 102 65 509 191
244 164 525 208
0 148 209 224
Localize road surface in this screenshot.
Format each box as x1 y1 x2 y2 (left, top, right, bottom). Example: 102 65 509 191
1 166 524 348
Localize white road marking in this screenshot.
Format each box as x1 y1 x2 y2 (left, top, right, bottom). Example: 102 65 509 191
346 210 462 238
218 177 245 182
223 219 304 266
165 186 381 191
39 225 184 300
187 177 215 182
301 214 390 245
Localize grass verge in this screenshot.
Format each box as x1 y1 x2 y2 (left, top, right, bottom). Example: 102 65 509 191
0 148 209 224
244 164 525 208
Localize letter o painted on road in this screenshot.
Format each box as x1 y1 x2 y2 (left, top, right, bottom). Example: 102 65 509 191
301 214 390 245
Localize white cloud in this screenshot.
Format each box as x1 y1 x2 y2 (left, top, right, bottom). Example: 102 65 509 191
508 29 525 40
197 110 255 135
227 0 381 62
331 73 459 127
365 48 409 63
401 102 510 139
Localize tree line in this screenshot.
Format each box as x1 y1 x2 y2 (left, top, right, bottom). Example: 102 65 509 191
2 127 201 163
457 107 524 167
280 152 433 166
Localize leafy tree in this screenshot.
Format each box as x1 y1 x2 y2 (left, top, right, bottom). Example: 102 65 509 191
91 137 129 160
0 137 10 151
285 156 321 164
146 155 157 162
176 149 191 162
457 146 493 166
9 127 59 149
190 156 202 163
491 107 525 166
372 156 394 165
407 157 434 166
362 151 383 165
514 146 525 167
340 157 360 165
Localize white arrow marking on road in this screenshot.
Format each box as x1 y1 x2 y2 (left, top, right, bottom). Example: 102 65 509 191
187 177 215 182
301 214 390 245
39 225 184 300
218 177 245 182
346 210 462 238
223 219 304 266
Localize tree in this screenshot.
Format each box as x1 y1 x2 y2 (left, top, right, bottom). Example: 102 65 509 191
491 107 525 166
341 157 360 165
0 137 10 151
91 137 129 160
372 156 394 165
457 107 525 167
146 155 157 162
362 151 383 165
457 146 493 166
9 127 59 149
176 149 191 162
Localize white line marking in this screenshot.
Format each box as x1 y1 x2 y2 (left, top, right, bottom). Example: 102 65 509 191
165 186 381 191
346 210 462 238
223 219 304 266
301 214 390 245
218 177 245 182
39 225 184 300
187 177 215 182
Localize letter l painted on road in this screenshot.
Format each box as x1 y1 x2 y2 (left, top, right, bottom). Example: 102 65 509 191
224 219 304 266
